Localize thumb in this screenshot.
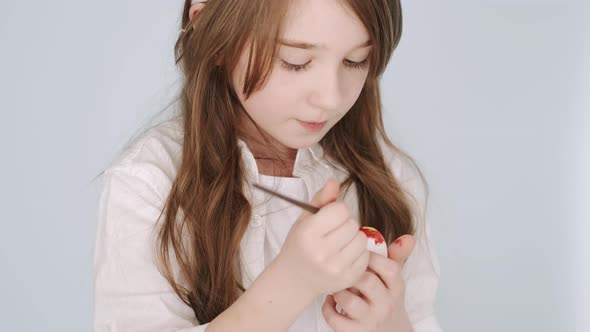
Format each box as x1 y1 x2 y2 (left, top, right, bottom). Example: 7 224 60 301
302 178 340 218
387 234 416 266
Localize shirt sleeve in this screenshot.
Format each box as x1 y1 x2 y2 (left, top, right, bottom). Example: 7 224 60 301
94 168 209 332
391 154 444 332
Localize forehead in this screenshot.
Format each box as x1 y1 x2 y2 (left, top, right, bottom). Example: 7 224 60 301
282 0 369 52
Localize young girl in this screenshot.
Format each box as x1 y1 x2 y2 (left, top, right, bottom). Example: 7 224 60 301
94 0 442 331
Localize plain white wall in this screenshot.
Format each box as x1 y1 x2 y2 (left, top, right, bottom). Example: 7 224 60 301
574 16 590 331
384 2 589 331
0 1 587 331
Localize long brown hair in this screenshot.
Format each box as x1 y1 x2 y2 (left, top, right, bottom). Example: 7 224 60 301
156 0 428 324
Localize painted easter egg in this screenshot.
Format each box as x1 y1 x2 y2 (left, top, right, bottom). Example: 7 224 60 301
359 226 387 257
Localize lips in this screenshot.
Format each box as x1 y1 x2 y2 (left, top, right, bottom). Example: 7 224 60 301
299 120 326 124
297 119 327 131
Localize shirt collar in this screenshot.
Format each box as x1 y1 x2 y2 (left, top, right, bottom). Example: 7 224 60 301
236 137 325 177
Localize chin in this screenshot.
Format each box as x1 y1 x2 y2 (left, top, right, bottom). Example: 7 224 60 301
283 133 326 150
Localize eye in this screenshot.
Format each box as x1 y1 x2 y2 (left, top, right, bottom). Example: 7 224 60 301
344 58 369 70
279 58 370 73
280 60 311 72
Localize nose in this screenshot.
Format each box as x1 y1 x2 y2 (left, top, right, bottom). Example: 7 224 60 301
309 69 343 112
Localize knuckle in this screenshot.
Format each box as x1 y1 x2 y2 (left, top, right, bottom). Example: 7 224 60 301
366 272 381 289
345 296 363 313
346 220 358 236
313 252 325 265
333 291 346 303
355 272 369 289
356 232 369 250
353 230 364 244
348 216 359 227
308 245 326 264
351 268 365 284
317 251 332 266
348 228 361 244
347 217 358 228
361 250 371 267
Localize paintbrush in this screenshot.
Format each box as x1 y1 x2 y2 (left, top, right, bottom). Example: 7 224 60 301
252 183 320 214
252 182 389 256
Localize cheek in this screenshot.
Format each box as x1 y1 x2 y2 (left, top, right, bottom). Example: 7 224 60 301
243 72 301 119
351 71 369 95
340 74 368 110
240 86 295 123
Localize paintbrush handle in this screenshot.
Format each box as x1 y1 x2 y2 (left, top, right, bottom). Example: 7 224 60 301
253 183 320 214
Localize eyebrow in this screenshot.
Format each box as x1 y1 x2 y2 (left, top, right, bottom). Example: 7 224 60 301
279 38 372 50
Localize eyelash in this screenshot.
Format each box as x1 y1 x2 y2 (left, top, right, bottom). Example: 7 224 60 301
280 58 370 72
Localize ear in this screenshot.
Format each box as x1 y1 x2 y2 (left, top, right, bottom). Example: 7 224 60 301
189 3 206 22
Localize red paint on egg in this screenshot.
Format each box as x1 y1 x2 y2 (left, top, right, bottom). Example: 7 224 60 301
359 226 385 245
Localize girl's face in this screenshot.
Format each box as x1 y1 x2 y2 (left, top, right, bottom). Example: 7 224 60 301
232 0 372 154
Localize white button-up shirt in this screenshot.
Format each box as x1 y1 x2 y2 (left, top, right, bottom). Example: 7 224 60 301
94 116 443 332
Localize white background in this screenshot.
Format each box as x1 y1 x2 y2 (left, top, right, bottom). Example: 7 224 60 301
0 1 587 331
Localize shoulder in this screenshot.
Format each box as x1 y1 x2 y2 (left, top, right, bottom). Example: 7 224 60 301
376 139 441 289
377 134 429 218
103 116 184 200
377 135 425 187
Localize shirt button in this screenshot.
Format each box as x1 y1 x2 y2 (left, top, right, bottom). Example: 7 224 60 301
251 214 263 227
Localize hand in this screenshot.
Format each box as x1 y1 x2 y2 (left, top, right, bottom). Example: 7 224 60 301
275 179 370 298
322 234 416 332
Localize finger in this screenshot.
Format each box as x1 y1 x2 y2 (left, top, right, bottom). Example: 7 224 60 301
322 217 359 256
322 294 360 331
308 200 352 237
302 178 340 219
333 231 369 279
387 234 416 266
366 252 402 291
332 288 370 320
350 268 389 305
348 286 362 297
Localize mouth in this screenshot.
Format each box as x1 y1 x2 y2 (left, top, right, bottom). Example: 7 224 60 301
297 119 328 132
